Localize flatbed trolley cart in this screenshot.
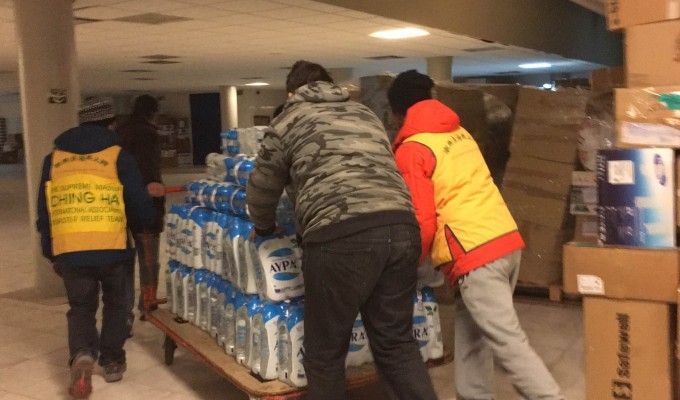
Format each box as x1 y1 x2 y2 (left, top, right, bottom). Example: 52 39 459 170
148 187 453 399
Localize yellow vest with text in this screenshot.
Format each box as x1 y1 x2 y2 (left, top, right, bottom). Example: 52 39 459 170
47 146 127 256
404 128 522 272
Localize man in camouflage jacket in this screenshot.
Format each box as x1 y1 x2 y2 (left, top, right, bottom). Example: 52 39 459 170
246 61 437 400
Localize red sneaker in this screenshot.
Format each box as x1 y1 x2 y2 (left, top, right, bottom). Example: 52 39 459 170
69 354 94 399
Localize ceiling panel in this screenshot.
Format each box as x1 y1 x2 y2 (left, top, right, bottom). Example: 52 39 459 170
0 0 605 93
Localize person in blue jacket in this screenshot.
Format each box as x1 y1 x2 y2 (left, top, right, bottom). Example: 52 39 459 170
36 98 155 399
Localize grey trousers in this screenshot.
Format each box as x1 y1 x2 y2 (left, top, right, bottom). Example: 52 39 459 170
454 250 564 400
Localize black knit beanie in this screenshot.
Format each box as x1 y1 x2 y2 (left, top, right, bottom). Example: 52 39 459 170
387 70 434 116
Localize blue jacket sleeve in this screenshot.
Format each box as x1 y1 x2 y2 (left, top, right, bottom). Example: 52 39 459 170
36 154 54 261
117 149 156 230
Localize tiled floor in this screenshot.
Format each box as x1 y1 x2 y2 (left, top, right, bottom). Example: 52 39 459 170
0 164 585 399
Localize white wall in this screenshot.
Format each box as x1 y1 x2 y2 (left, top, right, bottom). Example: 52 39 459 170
160 93 191 119
237 88 287 128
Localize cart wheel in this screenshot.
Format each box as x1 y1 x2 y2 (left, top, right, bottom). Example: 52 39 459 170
163 335 177 365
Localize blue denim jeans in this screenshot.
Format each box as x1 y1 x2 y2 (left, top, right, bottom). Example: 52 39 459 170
61 262 128 366
302 224 437 400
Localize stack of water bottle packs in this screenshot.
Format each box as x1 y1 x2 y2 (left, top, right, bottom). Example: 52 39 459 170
162 129 443 387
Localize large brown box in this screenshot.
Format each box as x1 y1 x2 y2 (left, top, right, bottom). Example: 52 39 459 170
590 66 626 94
563 243 680 302
508 88 588 164
584 297 675 400
501 156 573 229
516 220 567 285
626 19 680 87
607 0 680 30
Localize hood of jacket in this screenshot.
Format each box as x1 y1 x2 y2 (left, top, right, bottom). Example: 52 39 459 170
287 81 349 105
392 99 461 151
54 125 119 155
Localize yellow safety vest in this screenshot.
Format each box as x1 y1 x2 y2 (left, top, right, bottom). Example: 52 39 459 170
46 146 127 256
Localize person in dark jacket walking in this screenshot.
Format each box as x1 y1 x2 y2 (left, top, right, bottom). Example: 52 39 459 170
116 95 165 326
246 61 438 400
36 98 156 398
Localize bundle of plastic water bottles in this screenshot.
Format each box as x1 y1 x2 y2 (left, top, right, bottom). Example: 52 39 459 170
162 129 443 386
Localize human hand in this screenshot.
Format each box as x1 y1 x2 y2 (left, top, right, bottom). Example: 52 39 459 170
147 182 165 197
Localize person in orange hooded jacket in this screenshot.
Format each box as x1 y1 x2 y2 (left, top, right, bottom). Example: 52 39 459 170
388 70 563 400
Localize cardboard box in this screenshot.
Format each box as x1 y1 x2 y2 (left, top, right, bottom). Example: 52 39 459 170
607 0 680 30
436 86 490 157
563 243 680 302
597 148 676 247
501 156 573 229
360 75 398 143
584 297 675 400
627 19 680 86
590 66 626 94
573 215 599 243
516 220 568 285
509 88 588 164
615 86 680 148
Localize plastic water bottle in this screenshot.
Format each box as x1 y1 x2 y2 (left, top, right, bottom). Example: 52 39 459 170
346 314 373 367
196 270 212 330
246 296 265 370
241 222 259 295
231 217 246 290
210 278 225 342
213 183 237 213
279 299 306 387
165 205 180 261
413 289 430 362
255 234 304 301
176 206 194 266
213 213 229 277
223 214 237 283
170 262 183 315
220 131 234 154
222 284 239 355
234 293 252 365
226 129 240 155
233 157 255 187
252 301 285 380
422 287 444 360
190 208 211 269
201 211 217 273
165 261 178 314
182 266 196 322
230 188 248 218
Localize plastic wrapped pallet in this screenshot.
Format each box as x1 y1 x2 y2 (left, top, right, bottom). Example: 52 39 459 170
615 86 680 148
359 75 398 143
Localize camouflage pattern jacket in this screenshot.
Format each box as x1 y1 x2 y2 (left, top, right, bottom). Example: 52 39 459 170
246 81 418 244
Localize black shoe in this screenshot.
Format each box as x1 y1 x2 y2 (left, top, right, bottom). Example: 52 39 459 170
103 362 127 383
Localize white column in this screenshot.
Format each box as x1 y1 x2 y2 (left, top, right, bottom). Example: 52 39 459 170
427 56 453 82
14 0 79 295
219 86 238 130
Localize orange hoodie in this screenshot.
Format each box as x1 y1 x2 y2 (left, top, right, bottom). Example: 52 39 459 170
393 99 524 283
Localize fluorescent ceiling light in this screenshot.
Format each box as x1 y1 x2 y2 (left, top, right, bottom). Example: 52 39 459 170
518 62 552 69
542 83 553 89
245 82 269 86
369 28 430 39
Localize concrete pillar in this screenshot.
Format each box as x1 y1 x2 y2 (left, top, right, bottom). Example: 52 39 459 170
219 86 238 130
427 56 453 82
328 68 353 84
14 0 79 295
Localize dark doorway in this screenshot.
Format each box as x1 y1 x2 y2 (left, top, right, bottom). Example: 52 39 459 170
190 93 221 165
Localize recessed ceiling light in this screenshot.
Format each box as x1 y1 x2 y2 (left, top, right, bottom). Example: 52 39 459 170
245 82 270 86
369 27 429 40
518 62 552 69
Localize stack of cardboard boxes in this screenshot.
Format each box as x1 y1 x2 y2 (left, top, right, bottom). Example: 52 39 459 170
564 2 680 397
501 88 589 286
